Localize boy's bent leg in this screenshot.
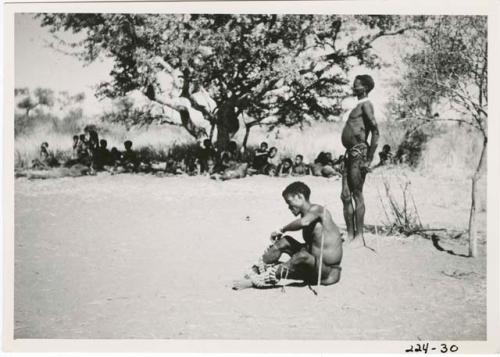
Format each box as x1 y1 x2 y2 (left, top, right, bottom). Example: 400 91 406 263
274 249 317 282
261 235 303 264
244 235 303 279
321 265 342 285
280 251 342 285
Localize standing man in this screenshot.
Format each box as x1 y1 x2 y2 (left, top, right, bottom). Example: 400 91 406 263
341 75 379 245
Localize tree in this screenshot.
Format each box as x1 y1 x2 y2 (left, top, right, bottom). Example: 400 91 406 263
16 87 55 117
100 96 180 130
57 91 86 111
391 16 487 257
38 14 422 149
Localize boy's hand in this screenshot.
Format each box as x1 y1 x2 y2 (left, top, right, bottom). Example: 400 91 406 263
270 230 284 241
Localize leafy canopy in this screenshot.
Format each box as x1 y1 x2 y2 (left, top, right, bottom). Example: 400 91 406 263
38 14 422 132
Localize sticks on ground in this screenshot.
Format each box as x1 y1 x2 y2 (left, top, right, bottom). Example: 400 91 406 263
376 178 466 240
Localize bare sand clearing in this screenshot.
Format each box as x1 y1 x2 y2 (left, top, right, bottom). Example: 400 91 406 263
14 172 486 339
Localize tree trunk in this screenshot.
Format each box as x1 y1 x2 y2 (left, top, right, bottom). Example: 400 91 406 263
468 138 487 257
209 122 216 142
242 124 252 153
215 99 240 150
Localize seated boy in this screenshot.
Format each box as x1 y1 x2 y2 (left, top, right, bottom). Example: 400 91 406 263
198 139 217 174
233 181 343 290
122 140 139 172
292 154 310 176
278 158 293 177
252 141 269 173
375 144 393 168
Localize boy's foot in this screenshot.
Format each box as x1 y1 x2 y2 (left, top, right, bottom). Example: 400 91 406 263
232 278 253 290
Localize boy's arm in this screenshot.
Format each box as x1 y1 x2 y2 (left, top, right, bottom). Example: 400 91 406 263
362 101 379 165
273 208 321 238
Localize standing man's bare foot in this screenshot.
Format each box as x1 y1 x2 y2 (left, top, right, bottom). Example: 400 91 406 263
345 237 365 248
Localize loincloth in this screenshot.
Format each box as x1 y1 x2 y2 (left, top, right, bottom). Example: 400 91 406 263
345 142 368 161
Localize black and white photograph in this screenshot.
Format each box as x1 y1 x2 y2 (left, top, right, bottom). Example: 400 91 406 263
3 0 499 353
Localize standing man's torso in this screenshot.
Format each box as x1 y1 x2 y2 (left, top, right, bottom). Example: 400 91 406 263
341 100 371 150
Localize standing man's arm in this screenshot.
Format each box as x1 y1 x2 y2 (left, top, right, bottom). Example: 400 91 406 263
362 101 379 166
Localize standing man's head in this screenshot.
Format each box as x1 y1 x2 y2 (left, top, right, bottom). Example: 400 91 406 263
260 142 269 151
282 181 311 216
353 74 375 98
383 144 391 153
100 139 108 149
295 154 303 165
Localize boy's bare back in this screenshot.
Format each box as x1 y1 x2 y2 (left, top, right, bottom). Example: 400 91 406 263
302 204 343 266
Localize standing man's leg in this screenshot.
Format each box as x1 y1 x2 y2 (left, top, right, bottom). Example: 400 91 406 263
349 157 367 241
341 162 355 242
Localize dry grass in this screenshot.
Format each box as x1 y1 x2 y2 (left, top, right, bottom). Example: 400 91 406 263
420 125 484 179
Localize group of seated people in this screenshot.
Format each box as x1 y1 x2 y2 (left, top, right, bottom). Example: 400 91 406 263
31 128 141 174
29 131 394 180
246 141 344 179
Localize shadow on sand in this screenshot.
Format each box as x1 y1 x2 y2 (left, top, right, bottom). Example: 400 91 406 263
431 235 469 258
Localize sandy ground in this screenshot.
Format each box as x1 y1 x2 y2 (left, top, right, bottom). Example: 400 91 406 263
14 171 487 340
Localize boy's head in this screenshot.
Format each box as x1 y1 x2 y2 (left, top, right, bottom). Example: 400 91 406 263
73 135 79 142
41 142 49 149
124 140 133 150
260 142 268 151
295 154 303 165
79 134 86 142
282 182 311 216
383 144 391 152
269 147 278 157
282 158 293 168
266 164 277 176
100 139 108 148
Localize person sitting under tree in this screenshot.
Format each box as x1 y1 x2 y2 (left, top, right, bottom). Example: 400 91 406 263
198 139 217 174
374 144 393 168
252 141 269 174
233 182 343 290
278 158 293 177
122 140 139 172
292 154 310 176
340 74 379 246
